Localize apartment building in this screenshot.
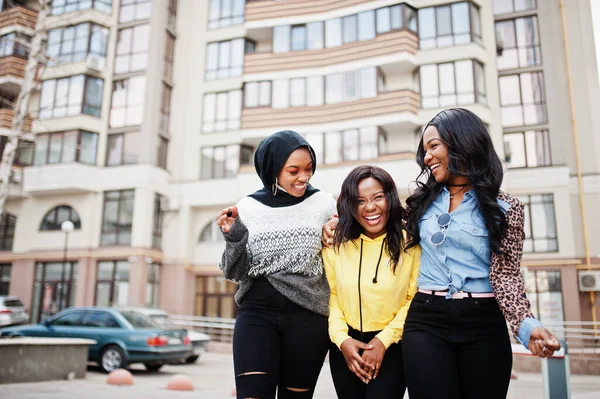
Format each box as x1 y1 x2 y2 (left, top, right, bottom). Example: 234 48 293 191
0 0 598 328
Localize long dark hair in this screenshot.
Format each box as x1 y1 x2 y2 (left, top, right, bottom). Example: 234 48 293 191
405 108 508 253
334 165 405 271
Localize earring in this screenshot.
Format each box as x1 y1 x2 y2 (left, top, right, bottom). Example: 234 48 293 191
272 177 278 196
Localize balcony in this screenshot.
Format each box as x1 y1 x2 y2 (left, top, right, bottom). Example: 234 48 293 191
241 89 420 131
246 0 373 22
0 109 32 132
0 56 27 94
0 6 37 31
245 30 418 75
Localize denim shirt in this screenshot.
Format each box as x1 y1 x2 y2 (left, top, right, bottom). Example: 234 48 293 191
418 186 541 346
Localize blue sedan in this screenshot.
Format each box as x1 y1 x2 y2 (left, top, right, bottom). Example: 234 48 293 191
0 307 192 373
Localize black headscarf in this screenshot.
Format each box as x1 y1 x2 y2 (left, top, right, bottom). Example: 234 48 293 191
248 130 320 207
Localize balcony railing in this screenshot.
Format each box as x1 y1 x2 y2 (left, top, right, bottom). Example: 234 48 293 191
0 6 38 30
0 55 27 80
245 30 418 75
241 89 420 129
246 0 374 22
0 108 32 132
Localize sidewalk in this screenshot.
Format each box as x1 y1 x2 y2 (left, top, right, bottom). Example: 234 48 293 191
1 352 600 398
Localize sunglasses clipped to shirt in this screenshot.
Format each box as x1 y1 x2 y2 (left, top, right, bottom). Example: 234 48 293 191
430 212 452 246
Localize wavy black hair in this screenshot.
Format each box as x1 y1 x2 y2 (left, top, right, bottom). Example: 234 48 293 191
334 165 405 271
405 108 508 254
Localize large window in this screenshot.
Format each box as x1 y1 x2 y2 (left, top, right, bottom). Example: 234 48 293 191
202 90 242 133
243 81 271 108
0 264 10 296
110 76 146 128
205 38 254 81
199 221 224 243
106 132 140 165
152 194 163 248
39 75 104 119
520 194 558 253
100 190 134 246
496 16 541 70
0 212 16 251
499 72 546 127
40 205 82 231
146 263 160 307
51 0 112 15
115 24 149 74
195 276 237 318
524 270 563 324
418 2 481 49
208 0 245 29
95 260 130 307
493 0 536 15
47 23 108 66
33 130 98 165
503 130 551 168
31 262 78 323
200 145 252 179
0 136 34 166
419 60 486 109
305 127 380 165
119 0 151 23
0 33 29 58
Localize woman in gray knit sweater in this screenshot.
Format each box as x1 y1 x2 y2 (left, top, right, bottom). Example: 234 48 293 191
217 130 336 399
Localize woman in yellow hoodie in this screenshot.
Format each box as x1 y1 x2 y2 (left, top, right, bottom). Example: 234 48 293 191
322 165 420 399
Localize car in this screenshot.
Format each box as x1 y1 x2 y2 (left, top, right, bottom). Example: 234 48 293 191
0 296 29 327
0 307 192 373
124 307 210 363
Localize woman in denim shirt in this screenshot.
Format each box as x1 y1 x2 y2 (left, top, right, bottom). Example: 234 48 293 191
402 108 560 399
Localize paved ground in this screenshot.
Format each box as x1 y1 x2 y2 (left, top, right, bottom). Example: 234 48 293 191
2 351 600 398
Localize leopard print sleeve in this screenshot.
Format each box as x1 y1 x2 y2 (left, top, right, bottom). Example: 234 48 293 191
489 191 535 339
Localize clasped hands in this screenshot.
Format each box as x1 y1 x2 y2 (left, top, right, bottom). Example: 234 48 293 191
339 337 386 384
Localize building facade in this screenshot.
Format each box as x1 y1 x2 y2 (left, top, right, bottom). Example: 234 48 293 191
0 0 599 327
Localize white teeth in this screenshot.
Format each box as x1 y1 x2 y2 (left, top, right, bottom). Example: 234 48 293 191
365 215 381 220
430 163 441 171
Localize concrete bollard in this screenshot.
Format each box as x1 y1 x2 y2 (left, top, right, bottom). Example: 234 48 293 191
106 368 134 385
167 374 194 391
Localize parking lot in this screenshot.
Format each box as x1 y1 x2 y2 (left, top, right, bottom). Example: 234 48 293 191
2 351 600 398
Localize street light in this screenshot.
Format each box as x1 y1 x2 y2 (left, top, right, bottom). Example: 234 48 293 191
58 220 75 311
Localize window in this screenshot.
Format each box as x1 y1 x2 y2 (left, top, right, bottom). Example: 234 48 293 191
40 205 82 231
208 0 245 29
119 0 151 23
100 190 134 246
81 312 120 328
243 81 271 108
156 136 168 169
110 76 146 128
31 262 78 323
199 221 224 243
33 130 98 165
0 212 16 250
358 10 375 41
115 25 149 74
47 23 108 66
146 263 160 307
202 90 242 133
51 0 112 15
305 127 379 165
160 84 172 132
95 260 130 306
342 14 358 44
496 16 541 70
0 33 29 58
164 33 175 81
200 145 252 179
205 38 253 80
152 194 163 248
274 22 325 52
524 270 563 324
0 136 34 166
167 0 177 29
520 194 558 253
418 2 481 49
51 311 84 326
39 75 104 119
420 60 486 109
106 132 141 165
195 276 237 318
499 72 546 127
0 264 10 296
503 130 551 168
326 67 378 105
493 0 536 15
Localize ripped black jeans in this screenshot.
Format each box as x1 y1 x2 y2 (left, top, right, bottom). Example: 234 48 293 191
233 278 330 399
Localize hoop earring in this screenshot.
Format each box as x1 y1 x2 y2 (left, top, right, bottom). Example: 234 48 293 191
272 177 278 196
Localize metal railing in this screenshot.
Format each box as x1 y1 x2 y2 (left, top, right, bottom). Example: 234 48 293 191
169 314 235 343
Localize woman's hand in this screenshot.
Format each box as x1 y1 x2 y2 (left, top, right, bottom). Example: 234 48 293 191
321 217 339 247
339 338 373 384
216 206 238 233
361 337 386 380
528 326 561 358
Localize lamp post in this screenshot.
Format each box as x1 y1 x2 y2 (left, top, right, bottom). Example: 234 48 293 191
59 220 75 311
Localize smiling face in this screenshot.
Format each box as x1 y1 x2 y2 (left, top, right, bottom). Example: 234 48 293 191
356 177 389 239
276 147 313 197
422 125 467 186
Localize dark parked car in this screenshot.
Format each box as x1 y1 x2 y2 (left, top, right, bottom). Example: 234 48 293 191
0 307 191 373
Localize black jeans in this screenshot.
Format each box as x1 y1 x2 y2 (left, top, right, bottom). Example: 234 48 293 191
402 292 513 399
329 326 406 399
233 278 330 399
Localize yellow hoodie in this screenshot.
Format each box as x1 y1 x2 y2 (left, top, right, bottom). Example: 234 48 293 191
322 233 421 349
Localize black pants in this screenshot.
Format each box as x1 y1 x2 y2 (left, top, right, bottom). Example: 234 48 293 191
329 326 406 399
402 292 513 399
233 278 330 399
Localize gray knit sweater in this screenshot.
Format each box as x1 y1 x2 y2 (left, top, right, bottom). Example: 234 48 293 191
219 192 336 316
